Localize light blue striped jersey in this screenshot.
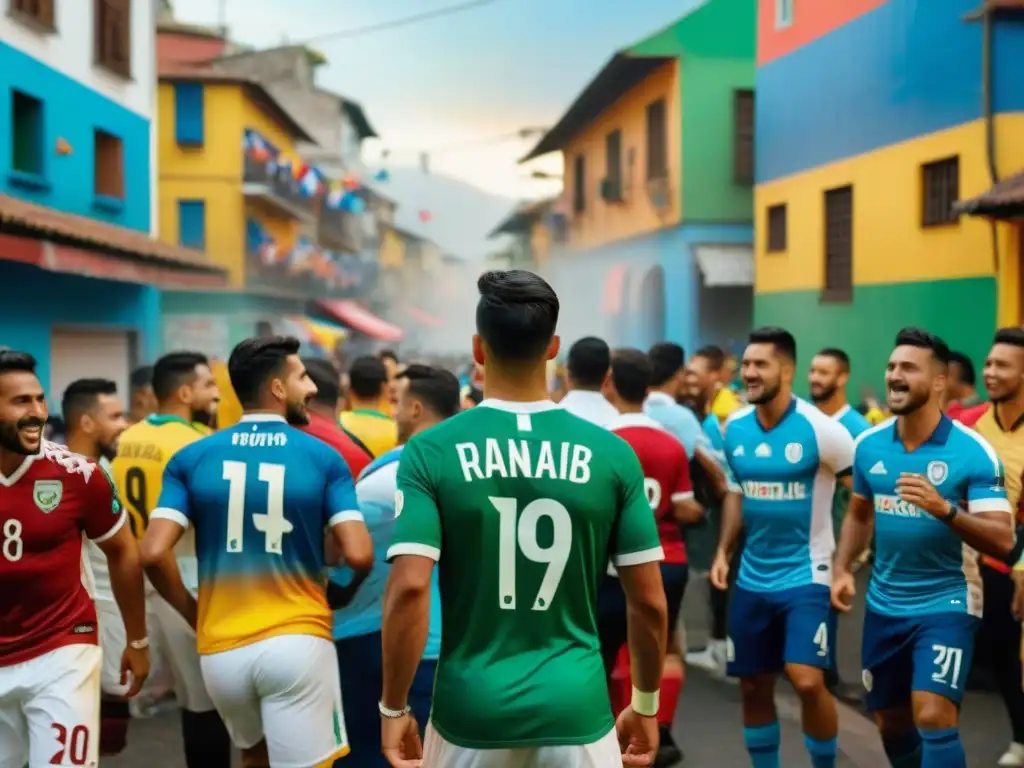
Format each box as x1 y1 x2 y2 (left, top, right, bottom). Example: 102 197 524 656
330 446 442 658
833 404 872 440
644 392 712 460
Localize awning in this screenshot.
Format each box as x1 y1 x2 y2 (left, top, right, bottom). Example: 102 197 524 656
401 305 443 328
318 300 404 343
282 316 348 351
954 168 1024 219
694 245 754 287
603 264 629 314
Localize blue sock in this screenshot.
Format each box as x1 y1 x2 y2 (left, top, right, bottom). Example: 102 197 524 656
805 733 837 768
882 730 922 768
743 722 781 768
919 727 966 768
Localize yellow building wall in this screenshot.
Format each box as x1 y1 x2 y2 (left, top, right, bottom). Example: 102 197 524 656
561 61 682 250
755 116 1024 303
379 228 405 269
531 220 551 268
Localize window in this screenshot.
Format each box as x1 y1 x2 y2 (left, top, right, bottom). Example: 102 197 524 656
823 186 853 301
9 0 55 29
173 83 204 146
178 200 206 250
93 129 124 199
921 156 960 227
775 0 794 29
11 90 44 177
94 0 131 78
645 98 668 181
572 154 586 214
603 129 622 201
766 204 787 252
734 90 755 184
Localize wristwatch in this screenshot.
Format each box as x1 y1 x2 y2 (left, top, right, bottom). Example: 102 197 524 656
942 504 959 524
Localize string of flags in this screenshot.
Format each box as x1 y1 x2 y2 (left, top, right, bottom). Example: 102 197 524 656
246 218 379 289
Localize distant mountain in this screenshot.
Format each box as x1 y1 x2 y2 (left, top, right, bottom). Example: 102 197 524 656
367 166 515 261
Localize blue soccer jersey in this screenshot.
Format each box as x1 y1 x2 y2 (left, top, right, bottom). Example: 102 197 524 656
153 413 362 654
833 404 871 440
702 412 740 492
852 415 1011 618
724 397 855 592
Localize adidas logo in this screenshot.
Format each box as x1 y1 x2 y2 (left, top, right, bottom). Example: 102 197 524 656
755 443 772 458
732 445 745 457
869 461 887 475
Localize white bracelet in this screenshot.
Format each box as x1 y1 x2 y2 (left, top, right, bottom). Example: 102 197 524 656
378 701 411 719
631 686 659 717
128 637 149 650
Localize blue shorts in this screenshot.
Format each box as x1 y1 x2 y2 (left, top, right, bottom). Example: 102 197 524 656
727 583 832 677
861 609 979 711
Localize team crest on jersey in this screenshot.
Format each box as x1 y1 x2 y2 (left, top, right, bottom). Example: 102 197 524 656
784 442 803 464
926 461 949 485
33 480 62 513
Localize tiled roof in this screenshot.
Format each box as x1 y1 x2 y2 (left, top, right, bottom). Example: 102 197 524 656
954 170 1024 217
0 194 224 274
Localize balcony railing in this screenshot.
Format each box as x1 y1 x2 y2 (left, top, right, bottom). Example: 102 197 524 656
318 206 363 253
242 155 316 222
244 247 377 300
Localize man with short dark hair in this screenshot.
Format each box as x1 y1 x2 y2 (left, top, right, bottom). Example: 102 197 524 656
332 363 458 766
342 356 398 457
560 337 618 427
691 345 741 425
946 350 983 422
142 336 374 768
128 365 157 425
300 357 372 480
381 270 668 766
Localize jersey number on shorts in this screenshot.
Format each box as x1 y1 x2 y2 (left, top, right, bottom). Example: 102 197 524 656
813 621 829 658
490 496 572 611
50 723 89 765
124 466 149 536
931 644 964 689
222 461 294 554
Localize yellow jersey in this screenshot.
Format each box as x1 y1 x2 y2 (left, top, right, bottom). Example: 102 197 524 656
711 387 742 422
111 415 206 537
211 359 243 430
340 409 398 458
975 407 1024 514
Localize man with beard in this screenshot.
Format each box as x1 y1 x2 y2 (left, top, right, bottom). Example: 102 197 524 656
140 336 373 768
0 352 149 768
834 328 1014 768
112 351 231 768
330 364 454 767
711 327 854 768
973 328 1024 767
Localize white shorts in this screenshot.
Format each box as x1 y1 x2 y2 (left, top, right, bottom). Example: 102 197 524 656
96 597 173 700
200 634 347 768
149 594 215 713
422 724 621 768
0 644 101 768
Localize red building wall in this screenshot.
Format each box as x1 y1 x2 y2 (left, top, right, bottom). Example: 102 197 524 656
757 0 889 65
157 32 228 68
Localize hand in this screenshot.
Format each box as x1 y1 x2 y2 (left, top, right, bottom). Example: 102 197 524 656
896 473 948 518
831 570 856 613
615 706 659 766
1013 572 1024 621
709 549 730 591
381 713 422 768
120 645 151 699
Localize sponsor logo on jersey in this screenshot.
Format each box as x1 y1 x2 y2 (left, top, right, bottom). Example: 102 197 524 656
231 430 288 447
784 442 803 464
875 494 924 518
32 480 62 513
755 443 771 458
742 480 808 500
926 461 949 485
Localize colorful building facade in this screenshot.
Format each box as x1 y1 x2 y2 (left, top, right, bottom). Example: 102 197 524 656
754 0 1024 395
521 0 756 353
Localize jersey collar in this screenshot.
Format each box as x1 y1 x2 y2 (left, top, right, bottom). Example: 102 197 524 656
609 412 662 431
478 399 560 414
992 406 1024 433
891 413 953 447
0 452 38 487
831 404 851 421
145 414 193 428
644 392 676 408
240 413 287 424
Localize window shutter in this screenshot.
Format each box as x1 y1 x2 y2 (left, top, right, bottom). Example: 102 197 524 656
178 201 206 250
174 84 205 146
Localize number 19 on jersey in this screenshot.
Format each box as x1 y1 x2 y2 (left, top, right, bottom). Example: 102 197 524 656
491 496 572 612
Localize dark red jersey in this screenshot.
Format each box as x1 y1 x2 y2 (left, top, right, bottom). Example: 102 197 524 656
0 441 125 665
611 414 694 565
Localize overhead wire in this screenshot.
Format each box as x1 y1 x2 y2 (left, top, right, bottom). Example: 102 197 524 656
296 0 507 45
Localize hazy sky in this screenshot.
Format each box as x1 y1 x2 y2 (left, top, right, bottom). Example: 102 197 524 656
170 0 698 198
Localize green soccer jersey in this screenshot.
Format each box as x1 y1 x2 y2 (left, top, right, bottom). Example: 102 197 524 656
388 399 663 749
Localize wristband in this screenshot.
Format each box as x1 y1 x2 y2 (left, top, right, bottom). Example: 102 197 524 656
378 701 411 719
942 504 959 524
128 637 149 650
630 686 659 717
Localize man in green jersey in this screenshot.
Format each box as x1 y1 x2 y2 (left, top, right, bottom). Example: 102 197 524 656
380 270 669 768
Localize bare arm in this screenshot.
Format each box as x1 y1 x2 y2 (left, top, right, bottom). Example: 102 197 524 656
381 555 433 710
617 561 668 694
97 524 147 643
140 518 197 628
834 494 875 575
948 510 1014 560
329 520 374 572
672 498 704 525
694 446 728 499
715 490 744 559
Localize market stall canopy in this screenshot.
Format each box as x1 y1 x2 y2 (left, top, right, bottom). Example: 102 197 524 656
318 300 404 343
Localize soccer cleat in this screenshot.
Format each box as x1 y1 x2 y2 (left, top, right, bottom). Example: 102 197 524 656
998 742 1024 766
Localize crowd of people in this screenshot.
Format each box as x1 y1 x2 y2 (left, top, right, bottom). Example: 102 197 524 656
1 268 1024 768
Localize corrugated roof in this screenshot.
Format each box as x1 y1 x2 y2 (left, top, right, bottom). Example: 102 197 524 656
0 194 225 274
954 169 1024 218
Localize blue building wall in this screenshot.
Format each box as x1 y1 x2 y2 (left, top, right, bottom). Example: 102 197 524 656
0 262 160 397
756 0 1024 183
0 42 151 232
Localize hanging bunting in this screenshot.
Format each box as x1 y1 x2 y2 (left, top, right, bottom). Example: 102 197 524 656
418 210 432 223
373 168 389 183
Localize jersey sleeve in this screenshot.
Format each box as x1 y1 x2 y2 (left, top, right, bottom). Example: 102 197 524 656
610 446 664 567
671 443 694 502
151 451 192 529
851 441 873 499
387 437 441 562
323 449 363 528
815 416 854 477
964 439 1012 514
81 463 128 542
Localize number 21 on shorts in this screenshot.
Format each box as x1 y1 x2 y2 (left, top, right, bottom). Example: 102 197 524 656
491 496 572 611
932 644 964 689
